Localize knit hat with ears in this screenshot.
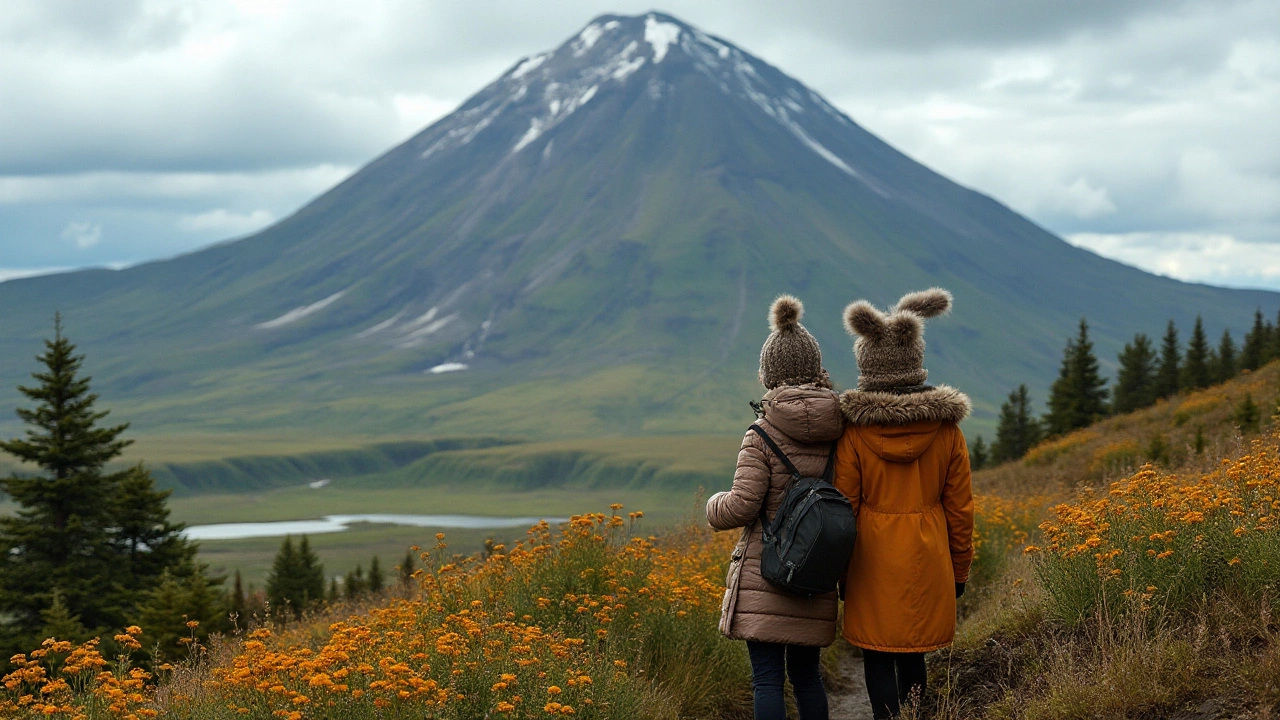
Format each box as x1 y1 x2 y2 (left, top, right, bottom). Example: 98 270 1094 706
843 288 952 391
759 295 827 389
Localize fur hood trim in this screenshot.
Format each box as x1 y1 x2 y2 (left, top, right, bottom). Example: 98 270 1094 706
839 384 971 427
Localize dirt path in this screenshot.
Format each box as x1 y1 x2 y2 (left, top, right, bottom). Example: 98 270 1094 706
828 651 874 719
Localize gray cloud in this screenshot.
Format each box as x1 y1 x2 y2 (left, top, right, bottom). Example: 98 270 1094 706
0 0 1276 288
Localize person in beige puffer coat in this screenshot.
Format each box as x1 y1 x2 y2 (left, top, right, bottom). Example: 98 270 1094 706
706 295 844 720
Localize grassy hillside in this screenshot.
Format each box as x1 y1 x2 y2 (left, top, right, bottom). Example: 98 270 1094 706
8 363 1280 718
976 359 1280 500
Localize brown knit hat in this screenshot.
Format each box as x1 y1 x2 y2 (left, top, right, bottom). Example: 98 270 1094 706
843 288 952 391
758 295 825 389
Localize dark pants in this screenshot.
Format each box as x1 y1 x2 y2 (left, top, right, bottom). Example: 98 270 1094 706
746 641 829 720
862 649 927 719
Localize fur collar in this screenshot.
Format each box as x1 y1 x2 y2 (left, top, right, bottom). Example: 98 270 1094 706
840 384 971 427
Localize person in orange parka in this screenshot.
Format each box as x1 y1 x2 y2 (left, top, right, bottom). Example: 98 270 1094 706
832 288 974 720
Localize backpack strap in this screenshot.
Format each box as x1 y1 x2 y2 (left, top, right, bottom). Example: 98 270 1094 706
748 424 800 478
821 441 837 482
748 424 799 536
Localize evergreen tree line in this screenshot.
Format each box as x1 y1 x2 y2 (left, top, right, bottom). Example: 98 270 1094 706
258 539 417 619
970 308 1280 469
0 318 225 662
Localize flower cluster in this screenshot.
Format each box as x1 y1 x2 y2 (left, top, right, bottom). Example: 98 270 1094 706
0 627 157 719
4 508 740 719
1027 435 1280 623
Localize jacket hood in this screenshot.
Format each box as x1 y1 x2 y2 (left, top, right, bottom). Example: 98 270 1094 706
761 384 845 443
859 422 943 462
839 385 971 428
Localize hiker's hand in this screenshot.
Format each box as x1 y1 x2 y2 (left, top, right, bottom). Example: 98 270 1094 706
955 582 966 598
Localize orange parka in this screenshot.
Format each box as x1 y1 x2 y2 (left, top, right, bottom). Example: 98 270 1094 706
834 385 974 653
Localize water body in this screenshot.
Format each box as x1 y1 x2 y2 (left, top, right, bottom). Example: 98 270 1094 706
184 514 566 541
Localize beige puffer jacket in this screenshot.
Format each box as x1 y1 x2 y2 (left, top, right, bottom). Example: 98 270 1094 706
706 383 845 646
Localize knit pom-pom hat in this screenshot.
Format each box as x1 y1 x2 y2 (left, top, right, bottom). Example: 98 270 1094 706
843 288 952 391
758 295 826 389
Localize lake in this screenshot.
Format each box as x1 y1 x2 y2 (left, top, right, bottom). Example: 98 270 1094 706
183 514 566 541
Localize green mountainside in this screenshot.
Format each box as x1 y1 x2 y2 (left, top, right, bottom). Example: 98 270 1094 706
0 12 1275 481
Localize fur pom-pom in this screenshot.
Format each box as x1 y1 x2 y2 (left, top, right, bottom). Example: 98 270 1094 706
844 300 886 339
769 295 803 332
895 287 952 318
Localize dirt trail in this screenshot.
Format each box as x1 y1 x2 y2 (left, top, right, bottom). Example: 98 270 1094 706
828 651 874 719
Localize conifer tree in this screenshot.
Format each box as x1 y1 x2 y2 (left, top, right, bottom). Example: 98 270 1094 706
296 536 325 606
399 550 417 588
368 556 385 594
0 317 133 647
1242 309 1267 371
1236 394 1261 433
992 385 1042 462
111 464 199 599
38 590 89 644
1154 321 1182 399
265 535 325 618
134 570 226 659
1112 333 1157 414
345 565 367 600
969 436 989 471
1214 329 1238 383
327 577 340 604
231 570 246 625
1180 316 1212 390
1044 318 1108 436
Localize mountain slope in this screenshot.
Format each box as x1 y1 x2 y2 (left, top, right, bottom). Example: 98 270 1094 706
0 11 1274 441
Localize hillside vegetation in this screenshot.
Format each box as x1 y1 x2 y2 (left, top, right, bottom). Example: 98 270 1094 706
7 363 1280 718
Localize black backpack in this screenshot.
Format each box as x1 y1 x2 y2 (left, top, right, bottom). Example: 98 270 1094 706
749 424 858 597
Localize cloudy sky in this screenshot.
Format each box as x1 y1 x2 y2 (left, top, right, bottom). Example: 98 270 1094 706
2 0 1277 288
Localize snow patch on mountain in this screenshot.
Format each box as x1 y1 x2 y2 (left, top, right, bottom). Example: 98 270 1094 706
512 81 600 153
428 362 468 374
256 290 347 330
354 310 405 339
511 53 550 79
644 15 680 63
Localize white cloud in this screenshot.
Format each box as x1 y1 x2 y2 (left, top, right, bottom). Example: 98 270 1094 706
60 221 101 249
177 208 274 235
1068 232 1280 288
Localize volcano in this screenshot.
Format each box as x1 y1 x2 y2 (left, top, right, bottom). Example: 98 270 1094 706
0 11 1273 441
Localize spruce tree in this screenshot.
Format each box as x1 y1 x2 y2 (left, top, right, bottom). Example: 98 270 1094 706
296 536 325 607
134 570 226 659
969 436 989 471
345 565 366 600
1044 318 1108 435
327 577 341 604
399 550 417 588
1181 316 1212 390
1236 394 1261 433
266 536 318 618
112 464 199 600
1242 309 1266 371
368 556 385 594
231 570 246 625
38 590 89 644
1154 321 1181 399
0 317 132 646
1214 329 1238 383
991 385 1042 462
1112 333 1157 414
